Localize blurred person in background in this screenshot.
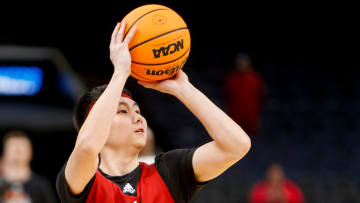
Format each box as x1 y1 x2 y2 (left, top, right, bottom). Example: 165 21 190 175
249 163 304 203
224 53 265 137
0 130 57 203
138 126 160 164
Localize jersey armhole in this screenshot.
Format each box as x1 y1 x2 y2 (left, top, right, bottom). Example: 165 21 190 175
65 174 96 199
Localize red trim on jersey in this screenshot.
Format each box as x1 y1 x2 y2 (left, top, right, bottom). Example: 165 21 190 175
86 162 174 203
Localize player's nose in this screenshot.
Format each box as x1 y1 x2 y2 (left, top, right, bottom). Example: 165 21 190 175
132 113 143 124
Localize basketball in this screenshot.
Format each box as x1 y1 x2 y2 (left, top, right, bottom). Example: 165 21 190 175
121 4 191 81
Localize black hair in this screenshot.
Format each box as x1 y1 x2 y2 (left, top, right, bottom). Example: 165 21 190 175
73 85 133 132
2 130 32 153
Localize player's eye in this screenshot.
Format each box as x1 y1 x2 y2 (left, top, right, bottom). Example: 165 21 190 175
119 109 127 114
135 110 140 114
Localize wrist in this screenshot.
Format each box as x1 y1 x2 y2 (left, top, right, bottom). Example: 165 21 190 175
174 80 194 101
112 70 130 81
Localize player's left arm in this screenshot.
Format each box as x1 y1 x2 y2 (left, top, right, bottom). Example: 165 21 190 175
138 70 251 182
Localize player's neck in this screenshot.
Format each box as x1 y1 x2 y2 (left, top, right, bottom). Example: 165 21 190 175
99 147 139 176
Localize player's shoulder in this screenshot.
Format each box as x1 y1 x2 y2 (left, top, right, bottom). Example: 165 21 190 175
155 148 196 163
154 148 197 171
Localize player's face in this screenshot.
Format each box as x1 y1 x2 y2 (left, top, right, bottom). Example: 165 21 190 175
106 97 147 150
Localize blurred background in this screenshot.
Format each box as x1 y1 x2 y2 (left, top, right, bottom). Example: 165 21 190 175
0 1 359 202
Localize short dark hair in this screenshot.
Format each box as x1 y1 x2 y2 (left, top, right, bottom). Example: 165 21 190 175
73 85 133 132
2 130 32 150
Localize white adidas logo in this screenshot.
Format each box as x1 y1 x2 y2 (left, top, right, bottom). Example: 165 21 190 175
123 183 136 194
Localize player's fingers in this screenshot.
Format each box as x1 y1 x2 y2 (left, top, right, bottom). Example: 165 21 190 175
176 70 184 76
117 22 126 43
123 26 137 45
111 22 121 42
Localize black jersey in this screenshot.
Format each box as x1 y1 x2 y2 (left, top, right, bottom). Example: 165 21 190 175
56 148 207 203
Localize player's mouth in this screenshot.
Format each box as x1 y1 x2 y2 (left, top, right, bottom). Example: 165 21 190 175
135 128 144 135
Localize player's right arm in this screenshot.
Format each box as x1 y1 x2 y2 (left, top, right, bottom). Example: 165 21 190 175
64 22 137 195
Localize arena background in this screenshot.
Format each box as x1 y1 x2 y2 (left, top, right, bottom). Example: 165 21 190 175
0 1 359 202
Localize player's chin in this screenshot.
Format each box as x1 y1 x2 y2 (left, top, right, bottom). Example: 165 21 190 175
133 135 146 148
133 131 146 141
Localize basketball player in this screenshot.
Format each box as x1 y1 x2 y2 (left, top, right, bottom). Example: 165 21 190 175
56 22 251 203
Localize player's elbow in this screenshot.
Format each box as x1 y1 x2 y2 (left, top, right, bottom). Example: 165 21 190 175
244 136 252 154
75 131 103 156
230 134 251 160
74 141 99 158
240 136 251 155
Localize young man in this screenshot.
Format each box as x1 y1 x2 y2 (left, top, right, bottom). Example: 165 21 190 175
56 22 251 203
0 130 57 203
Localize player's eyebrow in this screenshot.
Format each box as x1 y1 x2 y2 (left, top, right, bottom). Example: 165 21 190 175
119 102 139 108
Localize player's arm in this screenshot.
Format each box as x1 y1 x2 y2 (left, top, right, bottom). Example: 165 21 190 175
65 22 137 195
138 70 251 182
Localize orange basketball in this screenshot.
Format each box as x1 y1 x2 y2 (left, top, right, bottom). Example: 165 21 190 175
121 4 191 81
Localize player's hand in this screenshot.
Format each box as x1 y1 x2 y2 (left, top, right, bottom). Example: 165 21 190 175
137 70 190 96
109 22 137 77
